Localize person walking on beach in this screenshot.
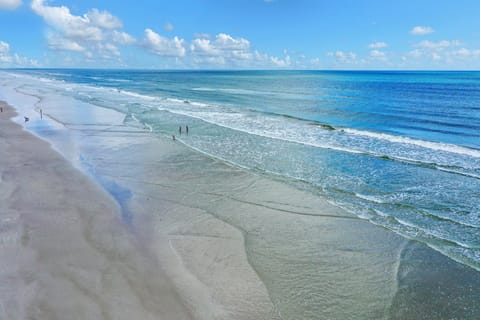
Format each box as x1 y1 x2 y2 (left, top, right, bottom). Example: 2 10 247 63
0 106 3 112
172 135 176 141
179 126 182 135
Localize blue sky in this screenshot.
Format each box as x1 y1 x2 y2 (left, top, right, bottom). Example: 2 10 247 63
0 0 479 69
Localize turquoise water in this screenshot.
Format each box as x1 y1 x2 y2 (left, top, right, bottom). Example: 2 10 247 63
3 69 480 272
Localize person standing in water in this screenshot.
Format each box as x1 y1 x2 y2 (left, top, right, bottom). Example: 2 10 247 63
186 125 189 135
40 109 43 119
179 126 182 135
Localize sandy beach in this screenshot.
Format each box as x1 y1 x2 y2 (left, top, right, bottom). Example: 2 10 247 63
0 102 196 319
0 101 279 319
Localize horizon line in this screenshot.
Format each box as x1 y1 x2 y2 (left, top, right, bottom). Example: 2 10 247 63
2 67 480 72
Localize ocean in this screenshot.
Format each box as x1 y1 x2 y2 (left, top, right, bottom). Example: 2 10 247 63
1 69 480 318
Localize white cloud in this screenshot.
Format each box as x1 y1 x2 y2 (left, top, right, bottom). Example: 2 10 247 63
447 48 480 60
96 42 121 58
405 40 480 65
410 26 434 36
31 0 134 60
0 0 21 10
310 57 321 66
85 8 122 30
143 28 186 57
432 52 441 61
190 38 220 56
231 50 253 60
415 40 461 50
368 42 387 49
215 33 250 51
407 40 462 63
112 30 136 45
251 50 291 68
188 33 293 68
369 49 386 60
47 34 85 52
327 50 357 63
270 54 290 67
31 0 102 41
14 53 39 66
0 40 12 63
408 49 423 58
190 33 251 62
0 40 38 66
0 40 9 53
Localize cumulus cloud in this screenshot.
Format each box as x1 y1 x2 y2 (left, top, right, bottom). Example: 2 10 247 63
190 38 220 56
215 33 250 51
112 30 136 45
85 8 122 30
432 52 441 61
368 42 387 49
369 49 386 60
407 40 461 61
46 34 85 52
32 0 102 41
0 40 9 53
0 40 38 66
0 0 22 10
410 26 434 35
188 33 292 68
407 39 475 64
269 54 291 67
415 40 461 50
446 48 480 60
0 41 12 63
190 33 250 56
31 0 135 59
327 50 357 63
248 50 291 68
143 28 186 57
190 33 252 62
408 49 423 58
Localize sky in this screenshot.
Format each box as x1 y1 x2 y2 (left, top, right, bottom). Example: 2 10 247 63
0 0 480 69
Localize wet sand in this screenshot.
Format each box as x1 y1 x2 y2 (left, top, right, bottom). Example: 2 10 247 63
0 102 199 319
0 101 277 319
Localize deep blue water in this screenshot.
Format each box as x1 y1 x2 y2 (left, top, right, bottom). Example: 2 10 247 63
4 69 480 270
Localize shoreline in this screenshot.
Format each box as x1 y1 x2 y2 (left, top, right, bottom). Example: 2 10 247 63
0 100 280 319
0 102 208 319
